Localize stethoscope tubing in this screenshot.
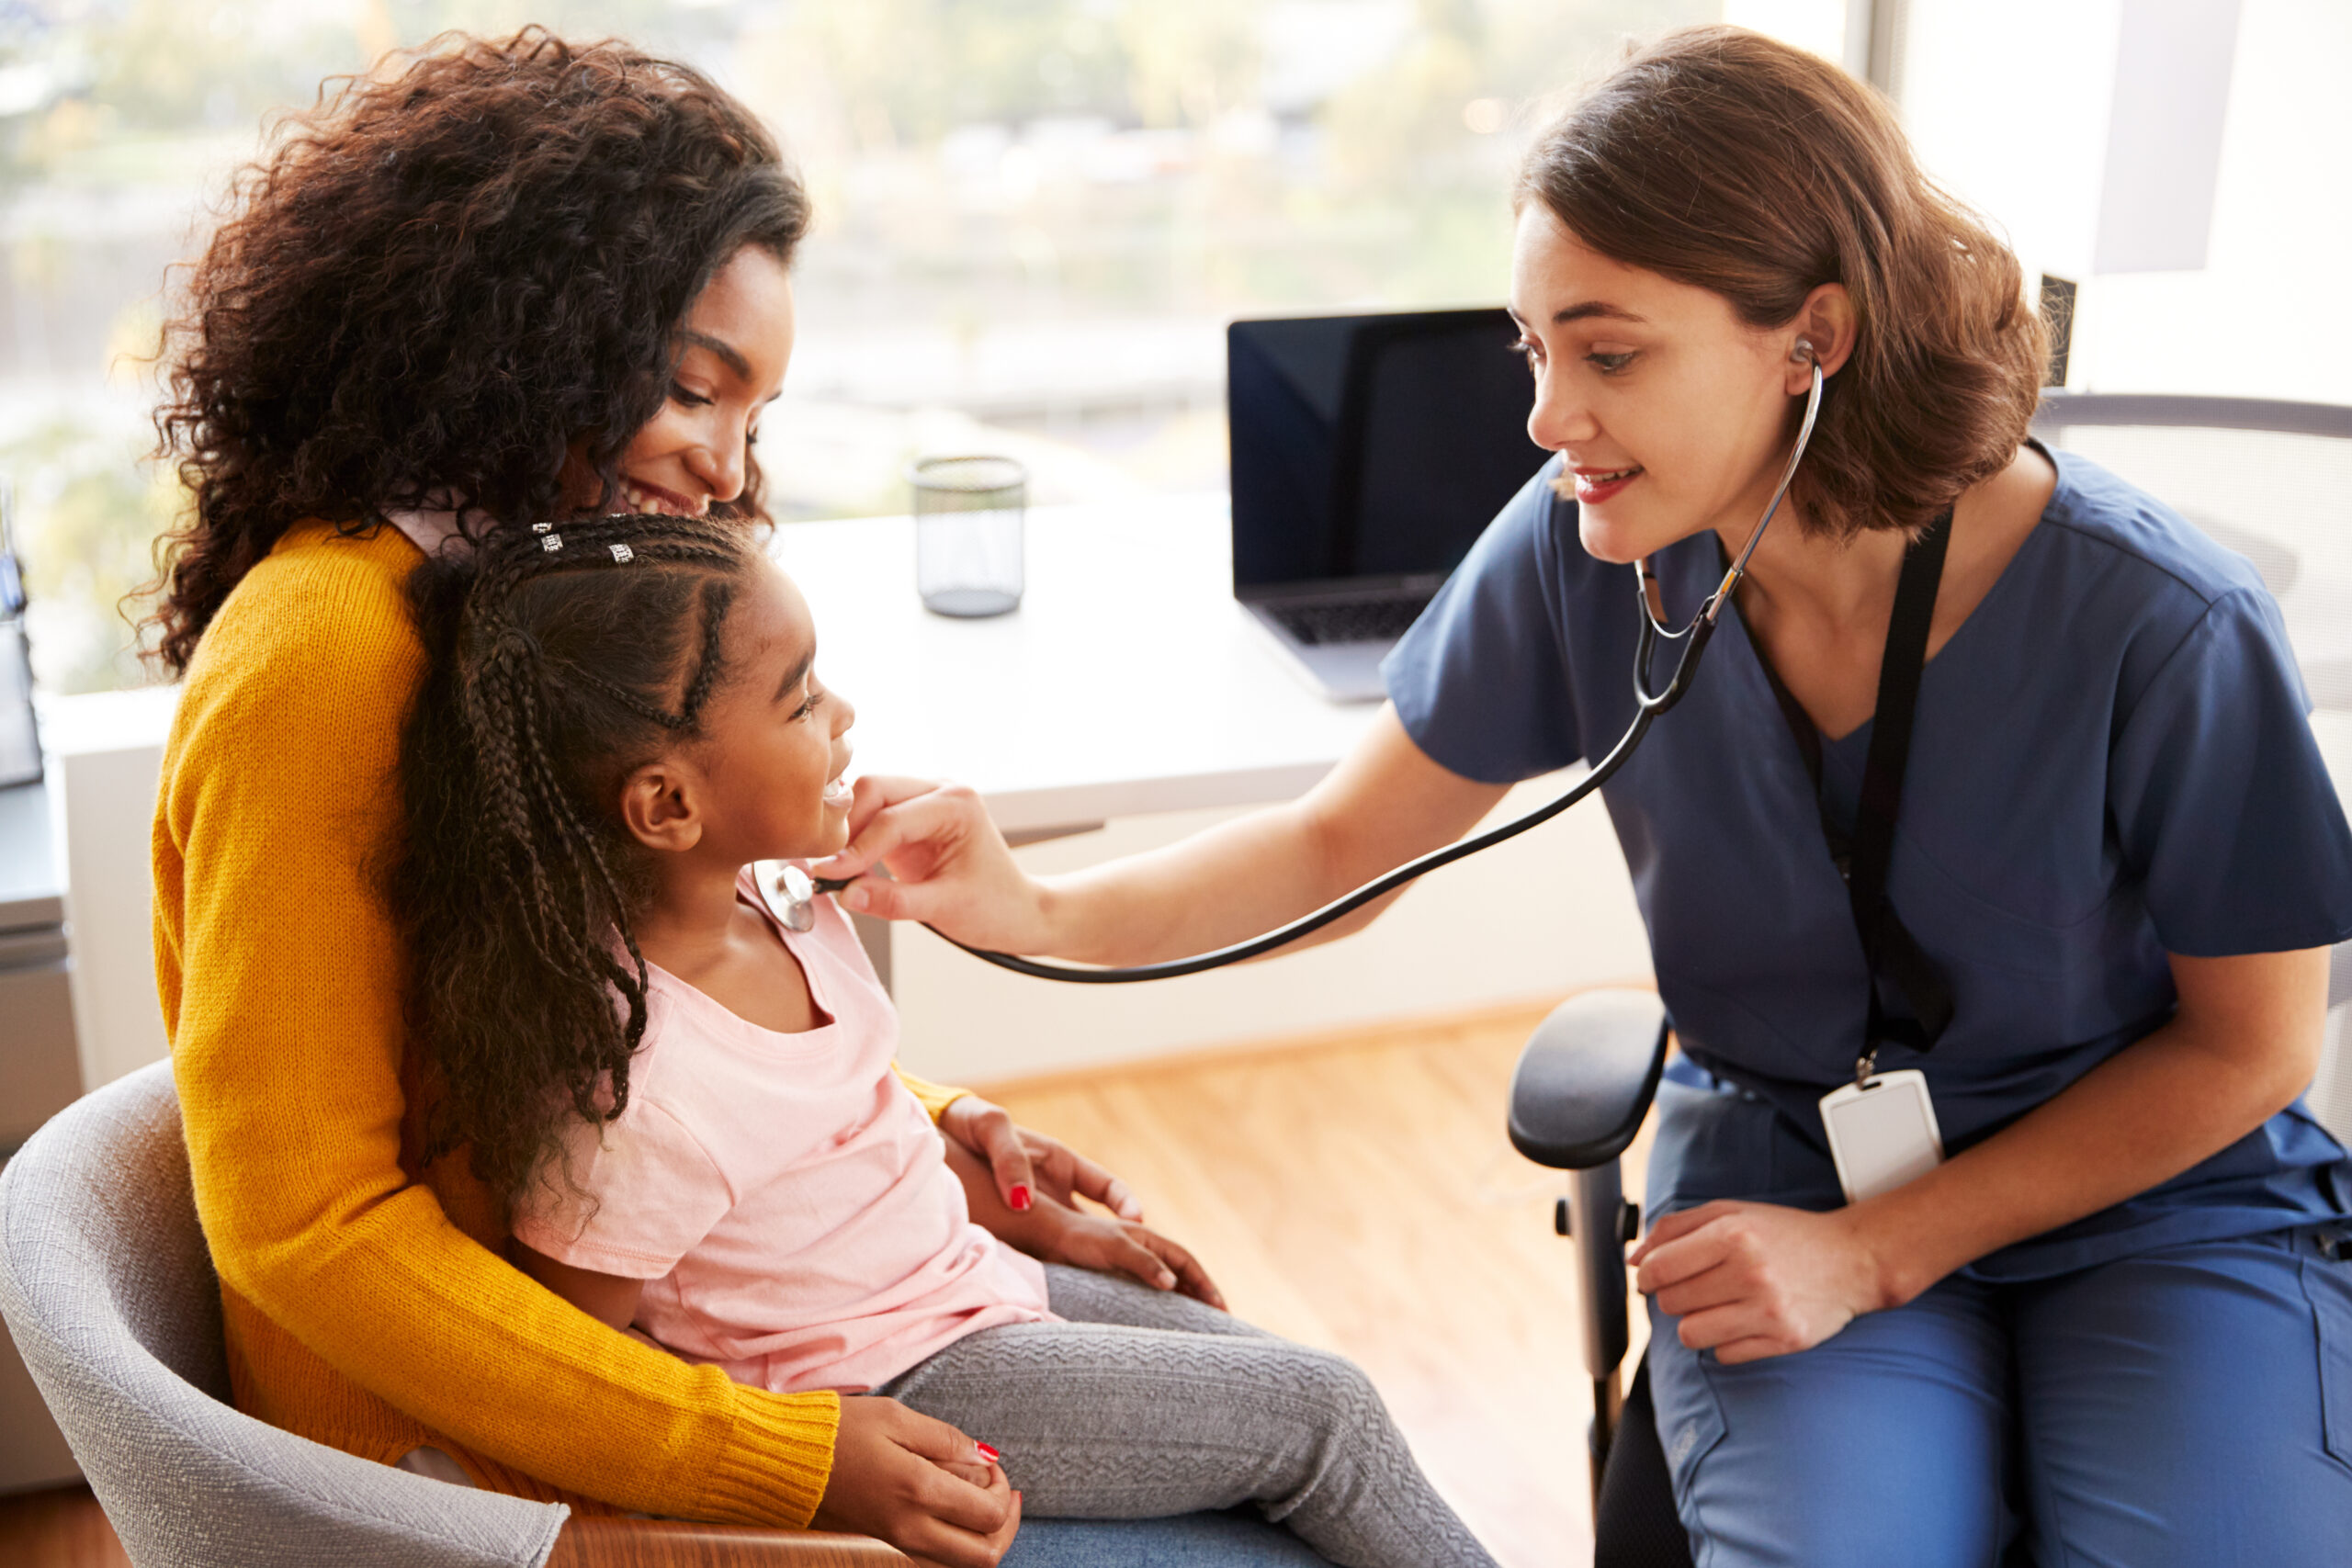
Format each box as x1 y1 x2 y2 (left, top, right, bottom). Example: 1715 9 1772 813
931 606 1707 983
934 361 1823 985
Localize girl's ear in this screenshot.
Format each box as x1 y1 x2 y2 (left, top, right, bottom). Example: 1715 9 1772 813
618 759 704 853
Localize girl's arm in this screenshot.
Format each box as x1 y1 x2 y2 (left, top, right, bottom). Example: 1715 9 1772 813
1633 944 2332 1362
820 705 1510 965
514 1245 646 1335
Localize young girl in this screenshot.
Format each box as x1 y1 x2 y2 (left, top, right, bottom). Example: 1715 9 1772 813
393 513 1498 1568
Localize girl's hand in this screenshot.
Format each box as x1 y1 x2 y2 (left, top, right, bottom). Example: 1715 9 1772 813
1020 1202 1228 1312
938 1125 1224 1308
1629 1200 1894 1364
938 1094 1146 1223
813 1396 1020 1568
814 775 1052 953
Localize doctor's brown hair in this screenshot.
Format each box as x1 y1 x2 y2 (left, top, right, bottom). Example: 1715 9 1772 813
1518 26 2048 539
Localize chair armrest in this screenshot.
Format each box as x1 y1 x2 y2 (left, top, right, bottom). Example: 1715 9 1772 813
1506 988 1669 1170
547 1517 910 1566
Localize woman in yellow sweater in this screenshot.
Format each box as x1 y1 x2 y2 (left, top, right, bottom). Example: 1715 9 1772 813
145 31 1142 1565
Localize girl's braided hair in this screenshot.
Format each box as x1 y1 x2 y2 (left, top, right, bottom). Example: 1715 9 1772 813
149 28 808 675
391 513 759 1208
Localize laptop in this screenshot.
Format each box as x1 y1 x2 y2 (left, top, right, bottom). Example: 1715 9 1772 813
1227 307 1550 701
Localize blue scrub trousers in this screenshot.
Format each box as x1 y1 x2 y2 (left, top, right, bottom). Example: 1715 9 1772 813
1648 1223 2352 1567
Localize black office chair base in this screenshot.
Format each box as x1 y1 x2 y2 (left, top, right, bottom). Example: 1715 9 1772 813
1594 1359 1693 1568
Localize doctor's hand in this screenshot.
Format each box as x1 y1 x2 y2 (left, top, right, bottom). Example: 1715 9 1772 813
815 775 1054 953
813 1396 1021 1568
940 1092 1148 1223
1630 1201 1895 1364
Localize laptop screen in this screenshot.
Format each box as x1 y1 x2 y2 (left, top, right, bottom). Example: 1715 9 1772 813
1227 308 1551 601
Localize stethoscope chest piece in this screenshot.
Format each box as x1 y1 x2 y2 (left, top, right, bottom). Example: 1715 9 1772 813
758 861 820 932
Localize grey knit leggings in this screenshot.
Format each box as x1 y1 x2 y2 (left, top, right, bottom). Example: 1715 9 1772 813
875 1264 1498 1568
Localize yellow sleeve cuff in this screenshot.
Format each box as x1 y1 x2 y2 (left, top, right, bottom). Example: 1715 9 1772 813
690 1387 840 1528
892 1063 971 1123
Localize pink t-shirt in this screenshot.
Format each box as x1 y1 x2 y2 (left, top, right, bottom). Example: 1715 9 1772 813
512 867 1054 1394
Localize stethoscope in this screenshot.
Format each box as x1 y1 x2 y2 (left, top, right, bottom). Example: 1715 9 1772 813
766 353 1826 979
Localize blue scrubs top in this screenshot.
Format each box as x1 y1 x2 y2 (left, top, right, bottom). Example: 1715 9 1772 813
1384 451 2352 1279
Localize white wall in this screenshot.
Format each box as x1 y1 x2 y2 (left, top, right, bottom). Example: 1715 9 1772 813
890 773 1652 1087
2077 0 2352 404
1898 0 2351 405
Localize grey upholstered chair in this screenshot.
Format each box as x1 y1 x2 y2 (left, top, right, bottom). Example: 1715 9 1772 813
0 1060 1327 1567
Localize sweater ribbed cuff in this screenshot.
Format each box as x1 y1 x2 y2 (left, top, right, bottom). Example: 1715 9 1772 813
690 1387 840 1529
892 1063 972 1124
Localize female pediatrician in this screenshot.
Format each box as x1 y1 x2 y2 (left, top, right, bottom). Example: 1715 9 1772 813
820 27 2352 1566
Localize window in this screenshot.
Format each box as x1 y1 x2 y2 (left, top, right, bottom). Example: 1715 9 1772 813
6 0 1744 694
756 0 1702 515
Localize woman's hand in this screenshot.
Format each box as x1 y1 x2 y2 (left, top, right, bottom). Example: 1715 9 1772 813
938 1094 1147 1223
1630 1200 1894 1365
815 775 1052 953
813 1396 1020 1568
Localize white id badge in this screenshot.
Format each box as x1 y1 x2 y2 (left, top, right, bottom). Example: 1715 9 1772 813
1819 1069 1945 1203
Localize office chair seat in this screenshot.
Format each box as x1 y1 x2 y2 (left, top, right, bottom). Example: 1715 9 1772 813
1507 988 1694 1566
1592 1361 1690 1567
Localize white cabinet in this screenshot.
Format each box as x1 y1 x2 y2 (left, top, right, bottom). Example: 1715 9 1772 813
0 779 83 1492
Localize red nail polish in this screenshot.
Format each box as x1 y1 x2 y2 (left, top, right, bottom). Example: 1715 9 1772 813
977 1442 1001 1463
1010 1185 1032 1211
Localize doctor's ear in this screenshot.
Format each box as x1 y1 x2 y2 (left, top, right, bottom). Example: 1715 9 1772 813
618 759 706 854
1783 283 1857 389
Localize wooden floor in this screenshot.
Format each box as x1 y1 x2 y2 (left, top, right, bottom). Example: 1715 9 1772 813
988 997 1652 1568
0 1483 128 1568
1 994 1648 1568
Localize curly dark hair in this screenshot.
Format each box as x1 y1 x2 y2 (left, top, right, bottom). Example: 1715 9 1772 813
1518 26 2047 540
148 28 808 675
394 513 759 1210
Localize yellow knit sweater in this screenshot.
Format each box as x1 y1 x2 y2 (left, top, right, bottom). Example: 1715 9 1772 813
153 519 967 1525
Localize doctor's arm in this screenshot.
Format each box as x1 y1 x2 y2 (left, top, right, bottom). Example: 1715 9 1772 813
1633 943 2332 1364
817 703 1510 966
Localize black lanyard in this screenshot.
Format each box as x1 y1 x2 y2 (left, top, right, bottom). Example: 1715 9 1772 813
1738 511 1957 1081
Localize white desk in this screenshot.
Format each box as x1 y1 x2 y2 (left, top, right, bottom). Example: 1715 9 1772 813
771 495 1379 835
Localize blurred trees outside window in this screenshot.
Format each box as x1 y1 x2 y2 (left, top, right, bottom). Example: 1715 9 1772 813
1 0 1716 694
